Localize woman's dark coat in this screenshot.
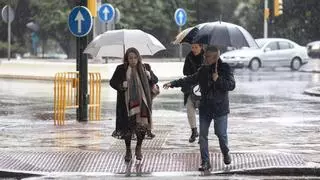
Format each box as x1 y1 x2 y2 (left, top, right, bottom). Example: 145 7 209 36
110 63 158 135
181 50 204 105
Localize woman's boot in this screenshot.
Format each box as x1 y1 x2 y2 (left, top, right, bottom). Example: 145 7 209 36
146 130 155 139
124 135 132 163
135 131 145 160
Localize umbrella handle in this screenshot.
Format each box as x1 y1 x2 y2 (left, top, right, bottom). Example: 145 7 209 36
215 62 218 73
123 44 125 57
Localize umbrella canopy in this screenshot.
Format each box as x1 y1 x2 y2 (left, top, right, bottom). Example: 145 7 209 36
174 21 258 48
84 29 166 58
172 26 198 44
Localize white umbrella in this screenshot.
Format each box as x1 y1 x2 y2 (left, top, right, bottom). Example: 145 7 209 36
84 29 166 58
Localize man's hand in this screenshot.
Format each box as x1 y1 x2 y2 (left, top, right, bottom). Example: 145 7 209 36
163 82 172 89
212 62 219 81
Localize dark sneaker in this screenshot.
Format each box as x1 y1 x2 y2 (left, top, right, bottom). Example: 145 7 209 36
146 130 155 139
188 128 199 143
112 130 122 138
223 153 231 165
198 161 211 171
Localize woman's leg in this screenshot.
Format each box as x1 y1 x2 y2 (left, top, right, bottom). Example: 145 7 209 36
135 129 146 160
124 116 135 162
186 95 198 143
124 133 132 162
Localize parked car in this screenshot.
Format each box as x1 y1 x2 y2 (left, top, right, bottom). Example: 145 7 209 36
307 41 320 59
221 38 309 71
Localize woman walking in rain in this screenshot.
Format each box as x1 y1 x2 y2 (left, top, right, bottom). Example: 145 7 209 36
110 47 158 163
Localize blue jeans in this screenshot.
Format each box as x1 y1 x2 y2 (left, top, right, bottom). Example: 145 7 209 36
199 104 229 163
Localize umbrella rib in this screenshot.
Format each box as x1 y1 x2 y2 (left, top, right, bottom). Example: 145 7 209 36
229 26 249 48
146 44 153 54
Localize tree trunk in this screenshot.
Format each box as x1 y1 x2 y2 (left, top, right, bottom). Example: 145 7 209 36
59 37 76 59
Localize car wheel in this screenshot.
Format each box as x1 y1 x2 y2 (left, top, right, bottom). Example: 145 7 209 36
291 57 301 71
249 58 260 71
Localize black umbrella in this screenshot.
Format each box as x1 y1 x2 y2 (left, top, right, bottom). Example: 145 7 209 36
175 21 258 49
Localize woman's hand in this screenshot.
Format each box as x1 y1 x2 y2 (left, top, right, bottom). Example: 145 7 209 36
121 81 128 91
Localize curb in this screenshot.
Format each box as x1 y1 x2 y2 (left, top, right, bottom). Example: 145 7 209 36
215 167 320 176
0 74 54 81
304 87 320 97
299 70 320 73
1 167 320 179
0 169 42 179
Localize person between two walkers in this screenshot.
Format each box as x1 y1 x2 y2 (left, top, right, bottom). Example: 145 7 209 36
181 43 204 143
163 45 236 171
110 47 158 163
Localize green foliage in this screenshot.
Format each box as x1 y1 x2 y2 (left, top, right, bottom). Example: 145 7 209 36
233 0 264 39
0 41 27 57
1 0 320 58
235 0 320 45
272 0 320 45
28 0 75 57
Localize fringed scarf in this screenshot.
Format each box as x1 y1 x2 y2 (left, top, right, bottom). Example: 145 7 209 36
125 63 153 130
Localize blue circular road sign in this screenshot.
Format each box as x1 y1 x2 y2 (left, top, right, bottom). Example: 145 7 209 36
68 6 93 37
174 8 187 26
98 3 115 23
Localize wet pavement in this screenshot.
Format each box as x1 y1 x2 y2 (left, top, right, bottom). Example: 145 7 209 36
0 59 320 178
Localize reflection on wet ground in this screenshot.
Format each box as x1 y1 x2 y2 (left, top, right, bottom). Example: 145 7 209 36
0 70 319 163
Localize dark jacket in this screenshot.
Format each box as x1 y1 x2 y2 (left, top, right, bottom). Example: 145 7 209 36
171 59 235 116
110 63 158 133
181 50 204 105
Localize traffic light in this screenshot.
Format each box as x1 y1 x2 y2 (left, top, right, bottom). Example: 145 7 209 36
87 0 97 17
274 0 283 17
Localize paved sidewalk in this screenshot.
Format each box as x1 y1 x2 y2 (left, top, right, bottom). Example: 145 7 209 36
0 118 319 178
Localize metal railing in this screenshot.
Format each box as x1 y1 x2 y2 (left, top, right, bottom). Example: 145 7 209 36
54 72 101 125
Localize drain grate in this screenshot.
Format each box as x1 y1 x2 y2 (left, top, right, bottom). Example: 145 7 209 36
0 151 305 174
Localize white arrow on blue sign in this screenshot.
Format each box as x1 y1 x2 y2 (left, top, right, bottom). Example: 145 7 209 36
68 6 93 37
98 3 115 23
174 8 187 26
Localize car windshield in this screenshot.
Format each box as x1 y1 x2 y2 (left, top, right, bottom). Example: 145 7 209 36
255 39 269 48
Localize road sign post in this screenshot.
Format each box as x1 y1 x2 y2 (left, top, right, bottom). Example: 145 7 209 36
2 5 14 61
68 4 93 122
174 8 187 62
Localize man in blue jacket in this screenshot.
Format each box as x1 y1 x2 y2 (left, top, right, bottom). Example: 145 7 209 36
163 45 235 171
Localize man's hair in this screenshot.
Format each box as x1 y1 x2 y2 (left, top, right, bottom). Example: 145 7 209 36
206 45 219 53
191 43 202 47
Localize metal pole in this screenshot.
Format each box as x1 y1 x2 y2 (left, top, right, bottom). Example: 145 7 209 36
77 0 88 122
93 17 96 38
7 6 11 61
264 0 268 38
179 26 182 62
